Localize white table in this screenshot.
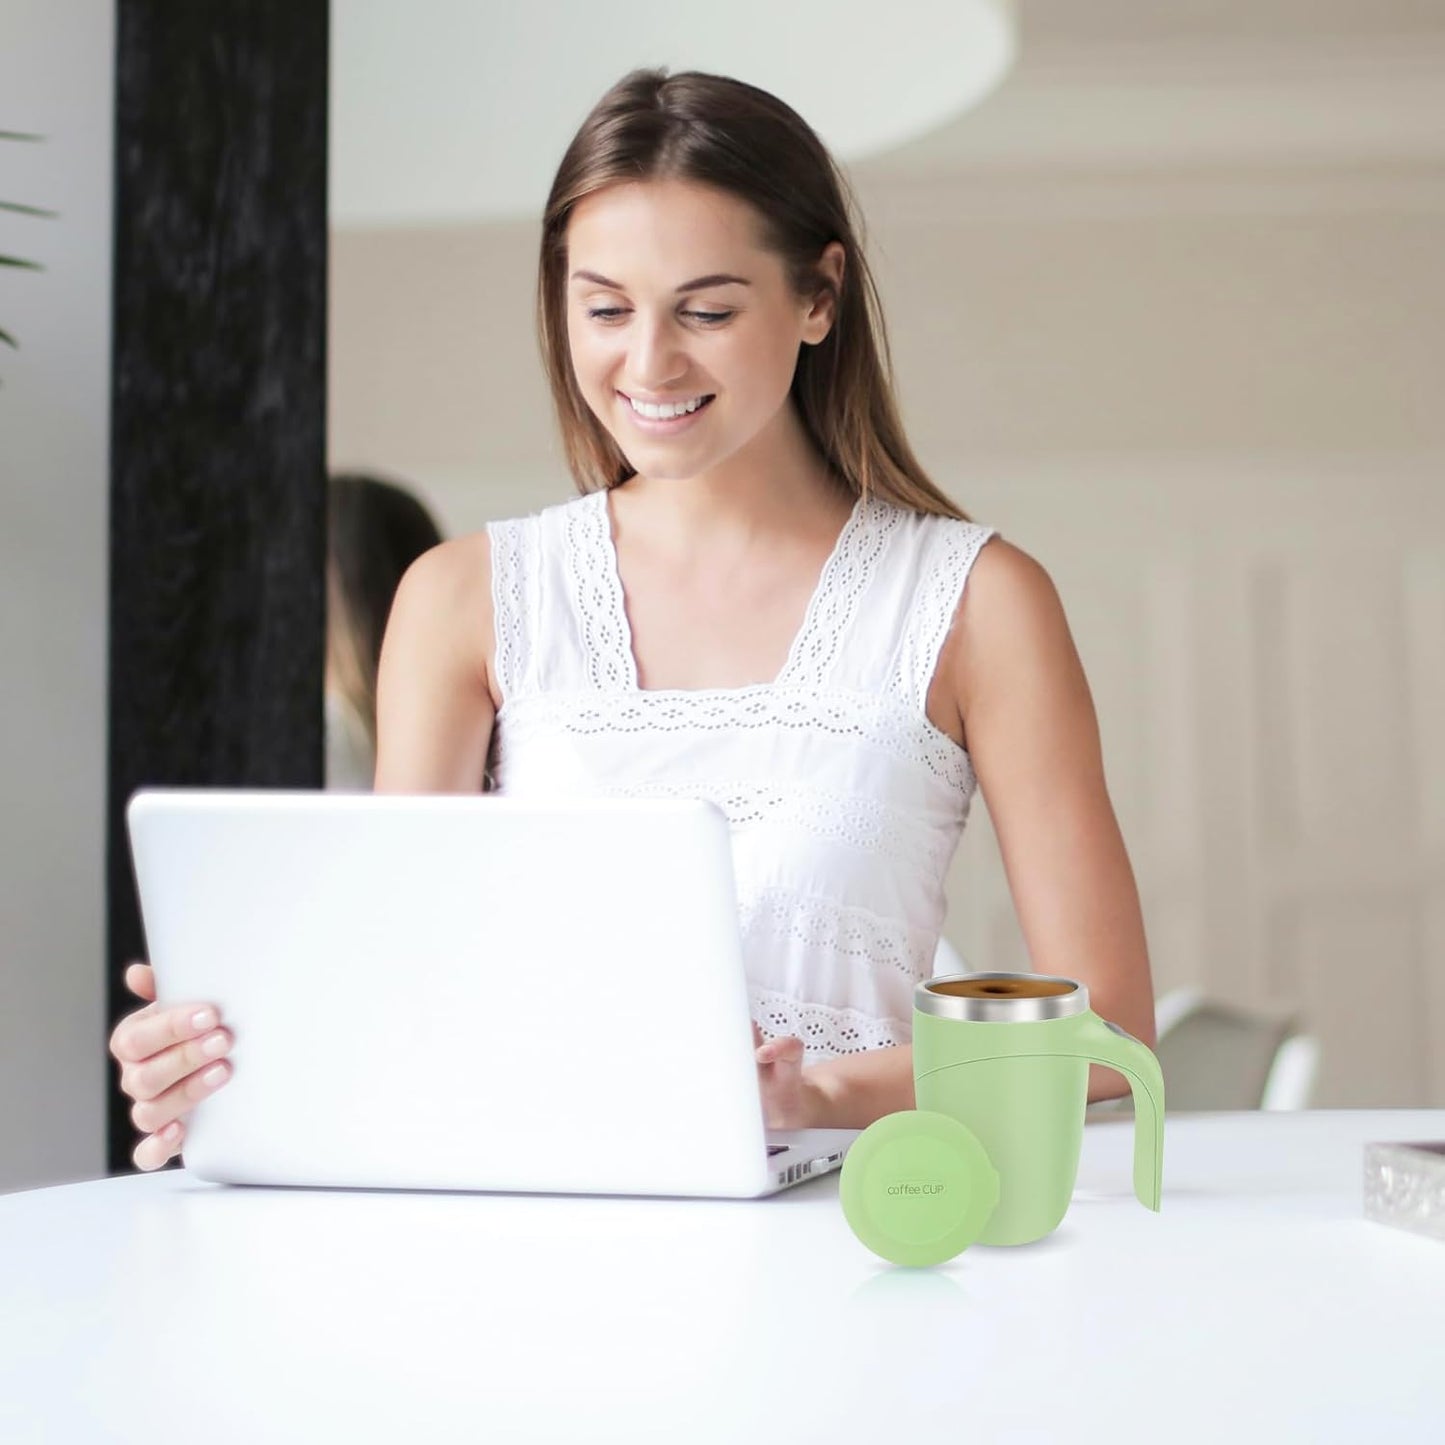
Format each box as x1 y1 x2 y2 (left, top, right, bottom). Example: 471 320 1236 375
3 1110 1443 1444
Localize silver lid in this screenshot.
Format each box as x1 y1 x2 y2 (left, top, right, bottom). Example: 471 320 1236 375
915 972 1088 1023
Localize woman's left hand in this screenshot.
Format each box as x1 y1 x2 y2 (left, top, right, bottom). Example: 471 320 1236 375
752 1022 813 1129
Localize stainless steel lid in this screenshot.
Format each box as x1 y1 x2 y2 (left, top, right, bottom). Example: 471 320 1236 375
915 972 1088 1022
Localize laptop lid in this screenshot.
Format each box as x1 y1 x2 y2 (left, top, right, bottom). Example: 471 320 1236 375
127 790 778 1197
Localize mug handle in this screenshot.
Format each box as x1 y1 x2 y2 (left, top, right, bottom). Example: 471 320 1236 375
1069 1013 1166 1212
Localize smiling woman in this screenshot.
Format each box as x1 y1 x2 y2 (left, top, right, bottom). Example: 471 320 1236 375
564 180 839 478
111 65 1156 1169
537 75 965 520
417 69 1153 1117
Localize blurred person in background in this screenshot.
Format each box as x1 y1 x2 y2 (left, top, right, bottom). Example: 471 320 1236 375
326 472 444 789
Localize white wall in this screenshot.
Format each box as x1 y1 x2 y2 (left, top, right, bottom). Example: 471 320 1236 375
0 0 114 1192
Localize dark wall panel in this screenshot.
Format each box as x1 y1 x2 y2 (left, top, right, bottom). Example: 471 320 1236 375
107 2 329 1171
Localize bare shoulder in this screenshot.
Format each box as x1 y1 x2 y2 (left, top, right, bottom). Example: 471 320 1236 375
375 530 499 791
385 529 497 699
931 536 1084 741
395 529 492 607
957 536 1068 642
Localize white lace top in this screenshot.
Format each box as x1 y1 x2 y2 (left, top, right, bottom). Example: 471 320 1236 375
486 488 997 1063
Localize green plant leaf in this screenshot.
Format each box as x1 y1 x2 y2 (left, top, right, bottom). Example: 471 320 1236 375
3 129 49 371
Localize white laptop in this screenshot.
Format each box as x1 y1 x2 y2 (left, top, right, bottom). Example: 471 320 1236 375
127 789 856 1198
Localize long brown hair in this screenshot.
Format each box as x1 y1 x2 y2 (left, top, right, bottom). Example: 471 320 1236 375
328 472 445 748
537 68 967 520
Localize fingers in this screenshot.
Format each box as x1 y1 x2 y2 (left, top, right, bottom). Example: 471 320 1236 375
756 1034 805 1065
121 1025 232 1106
754 1033 809 1130
112 961 228 1172
751 1021 764 1049
111 1000 223 1068
129 1056 232 1137
124 961 156 1003
133 1118 185 1173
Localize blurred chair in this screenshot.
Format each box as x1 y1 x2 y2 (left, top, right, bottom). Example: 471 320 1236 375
933 936 969 976
1149 987 1319 1112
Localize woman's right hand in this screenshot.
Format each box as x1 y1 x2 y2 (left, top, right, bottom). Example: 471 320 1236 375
108 962 233 1171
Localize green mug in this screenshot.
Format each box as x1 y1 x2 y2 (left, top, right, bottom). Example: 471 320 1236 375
912 972 1165 1246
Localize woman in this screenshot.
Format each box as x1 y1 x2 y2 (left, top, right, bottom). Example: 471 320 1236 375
325 471 445 790
111 69 1155 1169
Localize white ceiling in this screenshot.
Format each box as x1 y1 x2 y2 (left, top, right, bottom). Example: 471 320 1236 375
330 0 1445 230
329 0 1016 228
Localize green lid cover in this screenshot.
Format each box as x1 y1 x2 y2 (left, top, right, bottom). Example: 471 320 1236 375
840 1110 1000 1267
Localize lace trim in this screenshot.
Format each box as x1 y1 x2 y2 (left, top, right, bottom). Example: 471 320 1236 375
750 985 910 1061
567 491 904 696
774 498 900 689
493 687 976 796
739 886 938 987
566 492 636 692
487 517 528 703
892 521 998 711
